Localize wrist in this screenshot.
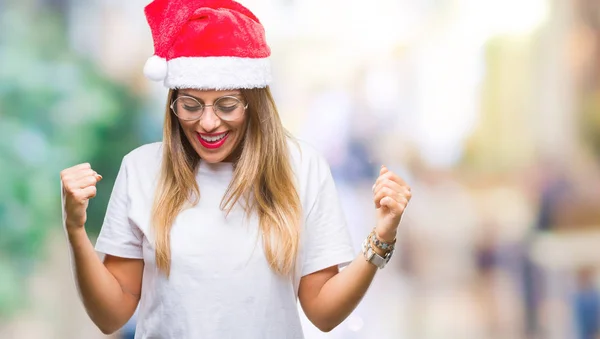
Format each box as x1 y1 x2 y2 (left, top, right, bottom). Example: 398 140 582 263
372 244 389 257
362 230 395 269
374 227 397 243
370 228 395 256
66 224 87 242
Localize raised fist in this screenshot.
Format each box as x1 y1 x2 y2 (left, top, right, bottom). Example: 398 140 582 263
60 163 102 232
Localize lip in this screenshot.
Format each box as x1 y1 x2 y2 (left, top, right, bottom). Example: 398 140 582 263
196 132 229 149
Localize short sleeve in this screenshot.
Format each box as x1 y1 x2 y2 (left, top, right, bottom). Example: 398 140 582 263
301 156 355 277
95 155 144 259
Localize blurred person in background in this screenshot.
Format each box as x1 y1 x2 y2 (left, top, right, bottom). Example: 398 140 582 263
58 0 412 338
573 267 600 339
522 160 572 338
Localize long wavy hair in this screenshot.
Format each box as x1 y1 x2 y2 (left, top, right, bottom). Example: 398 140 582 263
151 87 301 277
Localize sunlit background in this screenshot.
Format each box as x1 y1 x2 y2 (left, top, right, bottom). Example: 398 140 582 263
1 0 600 338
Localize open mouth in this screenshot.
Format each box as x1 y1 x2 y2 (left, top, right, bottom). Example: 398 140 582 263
196 132 229 149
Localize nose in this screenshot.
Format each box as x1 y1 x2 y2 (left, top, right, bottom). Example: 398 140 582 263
198 106 220 132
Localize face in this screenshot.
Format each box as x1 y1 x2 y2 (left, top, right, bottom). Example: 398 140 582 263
174 89 248 163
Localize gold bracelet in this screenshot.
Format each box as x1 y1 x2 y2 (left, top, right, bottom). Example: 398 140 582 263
369 228 396 251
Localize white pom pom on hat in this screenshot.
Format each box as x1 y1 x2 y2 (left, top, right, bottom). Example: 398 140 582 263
143 55 168 82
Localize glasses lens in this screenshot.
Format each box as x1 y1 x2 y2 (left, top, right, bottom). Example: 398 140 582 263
173 96 203 120
214 97 243 121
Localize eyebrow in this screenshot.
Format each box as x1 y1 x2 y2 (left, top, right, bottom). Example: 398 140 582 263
177 91 242 102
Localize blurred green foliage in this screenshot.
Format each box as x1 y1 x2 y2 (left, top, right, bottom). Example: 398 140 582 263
0 4 148 318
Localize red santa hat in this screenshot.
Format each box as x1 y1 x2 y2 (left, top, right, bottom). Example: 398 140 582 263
143 0 271 90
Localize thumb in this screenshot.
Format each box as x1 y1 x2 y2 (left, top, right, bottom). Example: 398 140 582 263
380 196 393 211
94 172 103 182
380 196 402 217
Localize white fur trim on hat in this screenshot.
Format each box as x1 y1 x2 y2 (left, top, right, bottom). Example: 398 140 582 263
164 56 271 90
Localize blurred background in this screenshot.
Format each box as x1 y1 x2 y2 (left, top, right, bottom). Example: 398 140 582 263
1 0 600 338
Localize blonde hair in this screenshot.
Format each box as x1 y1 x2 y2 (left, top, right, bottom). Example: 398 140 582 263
151 87 301 277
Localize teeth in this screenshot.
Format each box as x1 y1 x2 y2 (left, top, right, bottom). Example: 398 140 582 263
200 132 227 142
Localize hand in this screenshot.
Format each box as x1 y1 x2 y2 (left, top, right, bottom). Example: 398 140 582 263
60 163 102 234
372 165 411 242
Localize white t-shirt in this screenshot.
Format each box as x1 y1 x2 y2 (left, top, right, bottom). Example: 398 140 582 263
95 139 355 339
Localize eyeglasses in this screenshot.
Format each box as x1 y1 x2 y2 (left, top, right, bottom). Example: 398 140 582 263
170 95 248 122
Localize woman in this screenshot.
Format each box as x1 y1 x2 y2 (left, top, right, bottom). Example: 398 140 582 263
60 0 412 337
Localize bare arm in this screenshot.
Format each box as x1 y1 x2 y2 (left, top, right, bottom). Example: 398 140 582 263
298 251 380 332
299 166 411 332
68 229 143 334
62 163 143 334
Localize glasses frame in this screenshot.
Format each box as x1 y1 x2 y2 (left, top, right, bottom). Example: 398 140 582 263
170 95 248 122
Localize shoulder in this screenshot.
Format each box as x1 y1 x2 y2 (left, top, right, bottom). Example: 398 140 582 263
122 142 163 167
287 137 328 170
118 142 164 182
112 142 163 193
287 137 332 187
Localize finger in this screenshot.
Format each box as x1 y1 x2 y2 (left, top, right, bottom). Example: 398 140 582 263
387 170 407 187
72 162 91 170
74 185 98 201
374 187 403 206
373 169 394 188
374 184 411 208
380 196 406 216
375 173 409 193
63 169 102 188
63 163 91 174
65 168 96 182
64 175 99 193
75 175 100 188
61 164 93 179
380 165 388 176
380 196 394 209
377 181 411 201
373 171 408 190
371 166 389 191
373 173 387 191
373 179 405 198
373 187 400 208
404 187 412 201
